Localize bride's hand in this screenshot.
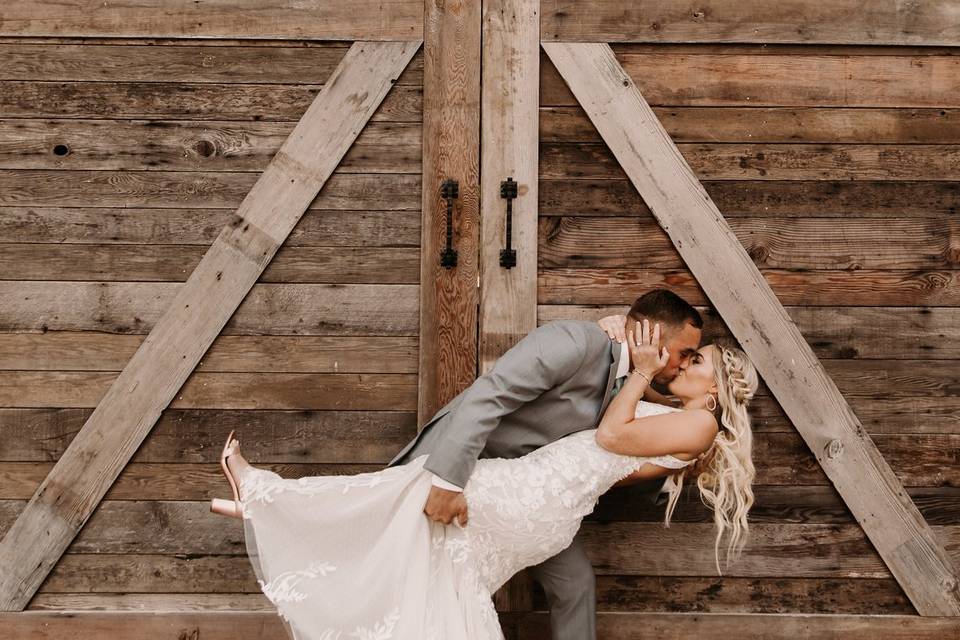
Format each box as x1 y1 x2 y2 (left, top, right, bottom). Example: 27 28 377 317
597 314 628 342
628 318 669 378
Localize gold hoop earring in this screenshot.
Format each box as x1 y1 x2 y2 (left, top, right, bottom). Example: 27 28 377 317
705 394 717 412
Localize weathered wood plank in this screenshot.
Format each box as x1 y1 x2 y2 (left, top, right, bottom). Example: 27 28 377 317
540 269 960 307
416 0 482 424
543 41 960 616
0 244 420 283
541 1 960 45
0 208 421 245
539 217 960 270
0 282 419 335
0 119 422 173
0 43 422 85
0 1 423 40
0 81 422 121
540 143 960 181
541 52 960 108
0 172 421 209
539 179 960 218
0 334 419 372
478 0 540 372
0 40 422 611
541 106 960 144
0 371 418 410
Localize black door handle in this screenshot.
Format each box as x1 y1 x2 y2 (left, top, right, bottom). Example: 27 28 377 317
440 179 458 268
500 177 517 269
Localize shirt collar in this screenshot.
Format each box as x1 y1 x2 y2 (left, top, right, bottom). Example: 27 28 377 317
615 339 630 379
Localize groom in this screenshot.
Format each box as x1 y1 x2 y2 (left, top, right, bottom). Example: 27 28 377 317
387 288 703 640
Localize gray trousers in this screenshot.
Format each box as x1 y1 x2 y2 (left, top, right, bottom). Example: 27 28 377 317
527 534 596 640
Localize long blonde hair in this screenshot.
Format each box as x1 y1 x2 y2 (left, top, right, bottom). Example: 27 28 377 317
661 337 759 575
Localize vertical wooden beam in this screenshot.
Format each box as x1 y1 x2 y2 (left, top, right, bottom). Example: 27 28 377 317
0 40 421 611
478 0 539 370
417 0 482 424
481 0 540 612
543 41 960 617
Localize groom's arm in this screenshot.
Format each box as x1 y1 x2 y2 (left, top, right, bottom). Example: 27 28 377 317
423 321 590 488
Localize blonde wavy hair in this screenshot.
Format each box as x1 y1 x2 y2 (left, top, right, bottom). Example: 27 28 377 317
660 336 759 575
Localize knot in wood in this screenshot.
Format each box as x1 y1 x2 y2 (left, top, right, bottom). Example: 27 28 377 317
825 438 844 459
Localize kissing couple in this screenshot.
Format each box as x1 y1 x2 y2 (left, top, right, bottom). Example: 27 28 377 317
211 288 759 640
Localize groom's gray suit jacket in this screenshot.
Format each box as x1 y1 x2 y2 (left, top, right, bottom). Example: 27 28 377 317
387 319 667 503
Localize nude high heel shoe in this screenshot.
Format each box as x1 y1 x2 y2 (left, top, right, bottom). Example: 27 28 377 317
210 429 244 519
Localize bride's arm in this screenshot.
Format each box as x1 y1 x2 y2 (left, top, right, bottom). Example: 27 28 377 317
597 405 717 458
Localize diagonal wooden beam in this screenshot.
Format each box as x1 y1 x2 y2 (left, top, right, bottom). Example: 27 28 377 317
542 41 960 617
0 40 421 611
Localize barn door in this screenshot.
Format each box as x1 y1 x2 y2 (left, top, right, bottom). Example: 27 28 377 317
0 40 421 611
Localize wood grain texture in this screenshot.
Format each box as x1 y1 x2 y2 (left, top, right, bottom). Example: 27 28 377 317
478 0 540 371
0 43 423 85
538 217 960 270
539 179 960 218
416 0 481 425
0 334 419 372
0 119 422 173
541 106 960 144
543 41 960 616
0 40 422 611
539 269 960 307
0 1 423 40
540 51 960 108
540 1 960 45
539 143 960 181
0 81 422 121
1 610 958 640
0 282 419 335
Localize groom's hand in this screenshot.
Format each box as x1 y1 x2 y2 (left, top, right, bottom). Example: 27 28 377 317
424 486 468 526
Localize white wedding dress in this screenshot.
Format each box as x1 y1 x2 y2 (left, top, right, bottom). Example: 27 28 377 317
237 400 694 640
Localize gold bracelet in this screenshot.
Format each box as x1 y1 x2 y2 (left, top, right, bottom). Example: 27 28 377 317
630 369 652 385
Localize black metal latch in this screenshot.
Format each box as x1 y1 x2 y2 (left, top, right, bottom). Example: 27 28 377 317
500 177 517 269
440 178 458 268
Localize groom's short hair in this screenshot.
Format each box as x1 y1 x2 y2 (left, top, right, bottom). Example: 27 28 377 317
627 289 702 331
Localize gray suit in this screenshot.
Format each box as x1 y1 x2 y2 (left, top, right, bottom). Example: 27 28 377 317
388 319 667 640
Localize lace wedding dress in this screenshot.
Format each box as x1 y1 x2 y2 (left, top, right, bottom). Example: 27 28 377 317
237 400 694 640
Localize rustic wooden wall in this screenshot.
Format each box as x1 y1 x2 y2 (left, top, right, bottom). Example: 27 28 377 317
0 0 957 634
535 42 960 618
0 39 423 610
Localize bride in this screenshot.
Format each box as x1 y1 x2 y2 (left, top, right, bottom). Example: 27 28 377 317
210 317 758 639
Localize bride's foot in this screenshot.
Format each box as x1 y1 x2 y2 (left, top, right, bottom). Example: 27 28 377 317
225 439 252 489
211 430 252 519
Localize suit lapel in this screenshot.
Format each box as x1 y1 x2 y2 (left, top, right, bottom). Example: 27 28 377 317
598 339 622 416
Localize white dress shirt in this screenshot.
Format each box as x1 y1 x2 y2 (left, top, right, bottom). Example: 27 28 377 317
430 336 633 492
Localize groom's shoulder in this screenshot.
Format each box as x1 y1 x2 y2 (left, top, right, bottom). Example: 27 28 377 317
535 319 608 349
